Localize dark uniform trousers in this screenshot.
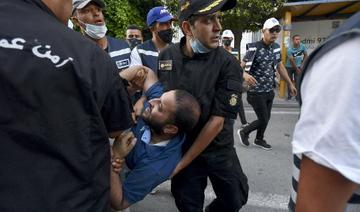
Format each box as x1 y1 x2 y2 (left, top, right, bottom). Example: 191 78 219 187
243 90 275 140
171 148 248 212
159 38 248 211
238 93 248 125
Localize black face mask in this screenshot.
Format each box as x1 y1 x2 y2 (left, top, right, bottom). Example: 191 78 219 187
157 28 173 44
127 38 142 49
222 39 232 47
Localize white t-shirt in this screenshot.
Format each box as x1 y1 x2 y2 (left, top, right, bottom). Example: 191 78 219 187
293 37 360 184
129 46 143 67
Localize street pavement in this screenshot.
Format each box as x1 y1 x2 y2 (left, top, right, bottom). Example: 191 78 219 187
130 96 300 212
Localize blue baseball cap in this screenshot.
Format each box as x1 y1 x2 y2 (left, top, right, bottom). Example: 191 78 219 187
146 6 174 27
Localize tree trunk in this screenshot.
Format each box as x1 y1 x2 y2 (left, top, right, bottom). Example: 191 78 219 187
232 28 243 61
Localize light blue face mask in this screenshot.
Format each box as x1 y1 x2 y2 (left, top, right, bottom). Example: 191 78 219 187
190 38 212 54
80 20 108 39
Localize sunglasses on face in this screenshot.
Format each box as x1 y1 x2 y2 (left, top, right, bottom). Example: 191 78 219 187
269 26 281 33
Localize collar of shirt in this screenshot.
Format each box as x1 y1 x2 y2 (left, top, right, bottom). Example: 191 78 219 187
260 39 274 49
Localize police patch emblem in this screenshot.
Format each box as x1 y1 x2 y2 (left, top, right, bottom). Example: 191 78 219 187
159 60 172 71
229 94 238 106
116 59 130 69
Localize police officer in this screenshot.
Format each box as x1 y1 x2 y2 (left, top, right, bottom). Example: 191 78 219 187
221 29 250 129
130 6 174 72
72 0 132 71
239 18 297 150
157 0 249 211
0 0 133 211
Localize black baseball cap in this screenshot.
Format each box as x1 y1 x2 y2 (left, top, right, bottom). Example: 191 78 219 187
179 0 236 22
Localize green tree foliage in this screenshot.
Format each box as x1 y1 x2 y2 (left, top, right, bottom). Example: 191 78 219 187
103 0 163 39
103 0 284 52
223 0 285 54
164 0 285 57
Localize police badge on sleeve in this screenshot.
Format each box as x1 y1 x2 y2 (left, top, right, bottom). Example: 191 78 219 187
158 60 172 71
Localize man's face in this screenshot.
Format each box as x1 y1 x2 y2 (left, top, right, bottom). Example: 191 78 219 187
126 29 143 42
191 11 222 49
293 36 301 46
153 20 173 32
222 36 232 47
74 3 105 27
141 91 177 134
263 25 281 43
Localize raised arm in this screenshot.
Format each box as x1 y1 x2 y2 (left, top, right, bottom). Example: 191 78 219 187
110 131 136 210
120 65 159 93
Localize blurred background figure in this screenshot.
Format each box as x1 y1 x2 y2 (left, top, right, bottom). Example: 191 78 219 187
221 29 239 59
126 25 143 50
285 34 308 101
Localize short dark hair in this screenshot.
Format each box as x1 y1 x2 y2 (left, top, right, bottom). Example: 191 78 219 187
127 25 141 31
187 15 198 26
179 15 198 35
173 90 201 133
292 34 300 39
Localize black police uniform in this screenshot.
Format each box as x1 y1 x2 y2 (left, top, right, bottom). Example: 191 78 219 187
0 0 133 211
158 37 249 212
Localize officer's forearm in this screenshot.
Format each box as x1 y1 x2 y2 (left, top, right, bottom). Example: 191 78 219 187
176 116 224 171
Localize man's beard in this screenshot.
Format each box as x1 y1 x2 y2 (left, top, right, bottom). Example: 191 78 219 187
141 115 165 135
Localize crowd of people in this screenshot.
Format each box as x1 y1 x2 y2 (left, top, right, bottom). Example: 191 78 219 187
0 0 359 211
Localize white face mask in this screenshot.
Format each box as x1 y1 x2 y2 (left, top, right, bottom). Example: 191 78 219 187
79 20 108 39
190 38 212 54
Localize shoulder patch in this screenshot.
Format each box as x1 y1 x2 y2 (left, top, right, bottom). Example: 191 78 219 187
116 59 130 70
229 94 239 106
158 60 173 71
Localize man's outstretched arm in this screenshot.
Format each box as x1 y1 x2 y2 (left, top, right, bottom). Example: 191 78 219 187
110 131 136 210
296 155 359 212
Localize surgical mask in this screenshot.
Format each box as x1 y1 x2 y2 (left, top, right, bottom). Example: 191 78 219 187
127 38 142 49
222 39 232 47
80 20 108 39
190 38 212 54
157 28 173 44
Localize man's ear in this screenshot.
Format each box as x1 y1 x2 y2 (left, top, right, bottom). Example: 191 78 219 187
163 124 178 135
70 16 82 28
181 21 193 37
